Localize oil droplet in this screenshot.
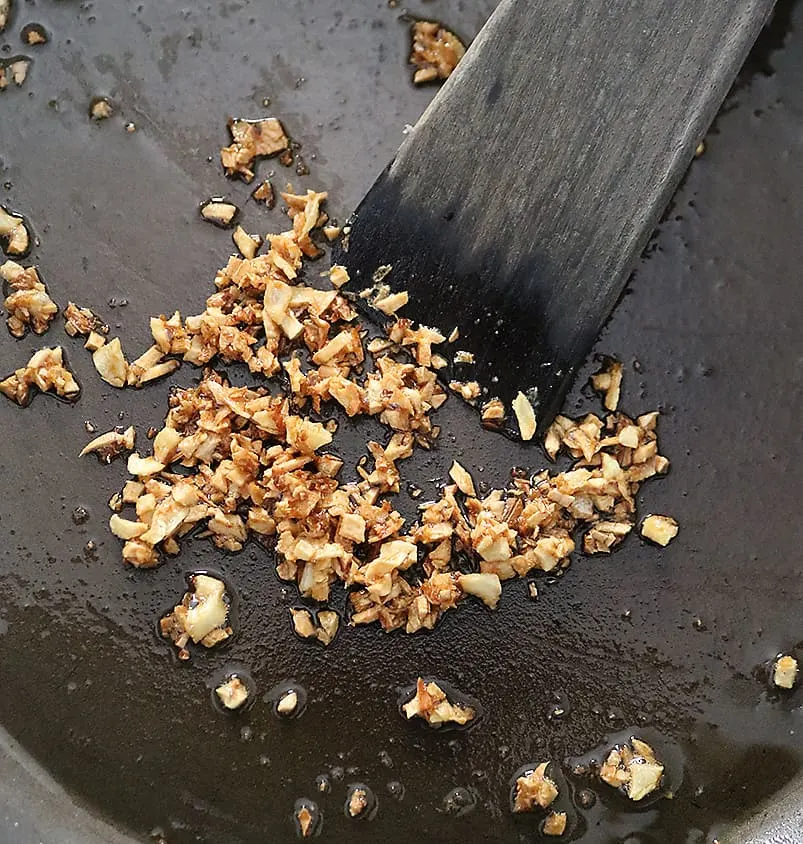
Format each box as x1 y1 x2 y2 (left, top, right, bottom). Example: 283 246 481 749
72 506 89 525
330 765 344 781
575 788 596 809
240 725 253 742
378 749 393 768
386 780 404 800
440 786 477 817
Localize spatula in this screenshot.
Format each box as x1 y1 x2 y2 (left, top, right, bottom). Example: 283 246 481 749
333 0 775 439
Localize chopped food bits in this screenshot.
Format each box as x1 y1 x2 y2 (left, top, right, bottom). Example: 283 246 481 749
373 290 408 315
0 57 30 90
79 426 136 462
458 572 501 609
63 302 108 338
449 460 476 496
513 762 559 812
544 811 568 836
0 346 79 405
20 23 47 45
294 800 319 839
449 379 481 402
591 358 624 411
640 514 678 547
410 20 466 85
89 96 114 120
402 678 475 727
0 205 30 256
232 225 261 259
0 0 10 32
159 574 232 658
773 655 799 690
276 689 299 716
92 337 128 387
215 675 249 710
599 738 664 801
200 199 238 228
290 608 340 646
252 178 275 207
1 260 58 337
512 390 537 441
220 117 289 182
347 787 368 818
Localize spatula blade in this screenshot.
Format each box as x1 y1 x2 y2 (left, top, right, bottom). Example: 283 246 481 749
334 0 774 438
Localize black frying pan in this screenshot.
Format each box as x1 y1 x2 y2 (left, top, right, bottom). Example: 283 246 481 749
0 1 801 842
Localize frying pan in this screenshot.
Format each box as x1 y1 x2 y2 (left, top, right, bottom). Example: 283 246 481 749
0 1 801 842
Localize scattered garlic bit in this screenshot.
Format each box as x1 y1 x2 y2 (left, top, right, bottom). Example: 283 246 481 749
374 290 409 315
328 264 349 288
449 460 476 496
290 608 340 646
599 738 664 802
215 675 249 710
89 96 113 120
295 803 316 839
252 178 275 207
63 302 108 337
276 689 299 716
1 260 58 337
640 514 678 547
591 358 624 412
454 350 475 364
544 811 567 836
402 678 475 726
449 380 481 402
232 225 261 259
220 117 289 182
584 520 632 554
773 655 799 690
0 346 79 405
3 57 30 88
323 225 341 242
79 425 136 462
159 574 232 659
513 763 559 812
92 336 128 387
89 178 669 637
347 788 368 818
21 23 47 45
200 199 238 228
480 398 505 426
512 391 537 441
0 206 30 256
458 572 501 609
84 330 106 351
0 0 9 32
410 20 466 84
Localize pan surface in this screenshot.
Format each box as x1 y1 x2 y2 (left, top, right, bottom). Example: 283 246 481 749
0 1 801 842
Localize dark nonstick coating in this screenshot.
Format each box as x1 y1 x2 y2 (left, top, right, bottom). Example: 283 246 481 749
0 2 801 842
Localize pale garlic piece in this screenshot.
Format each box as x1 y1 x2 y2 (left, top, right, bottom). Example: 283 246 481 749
276 689 298 716
773 655 799 690
512 391 536 441
513 762 559 813
591 358 623 411
449 460 476 496
543 811 567 836
232 225 261 259
79 425 136 462
159 574 231 659
216 676 249 710
458 573 501 609
200 199 238 227
640 514 678 546
599 738 664 802
92 337 128 387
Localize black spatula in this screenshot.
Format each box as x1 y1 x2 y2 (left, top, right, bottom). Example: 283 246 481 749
334 0 775 439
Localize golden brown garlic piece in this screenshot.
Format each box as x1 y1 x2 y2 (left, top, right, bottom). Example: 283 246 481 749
0 346 79 405
410 20 466 84
79 426 136 462
63 302 108 337
290 608 340 646
640 514 678 546
773 655 799 690
402 678 475 726
215 675 249 710
1 260 57 337
599 738 664 801
591 358 624 411
513 763 559 813
220 117 289 182
159 574 232 660
0 206 30 256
